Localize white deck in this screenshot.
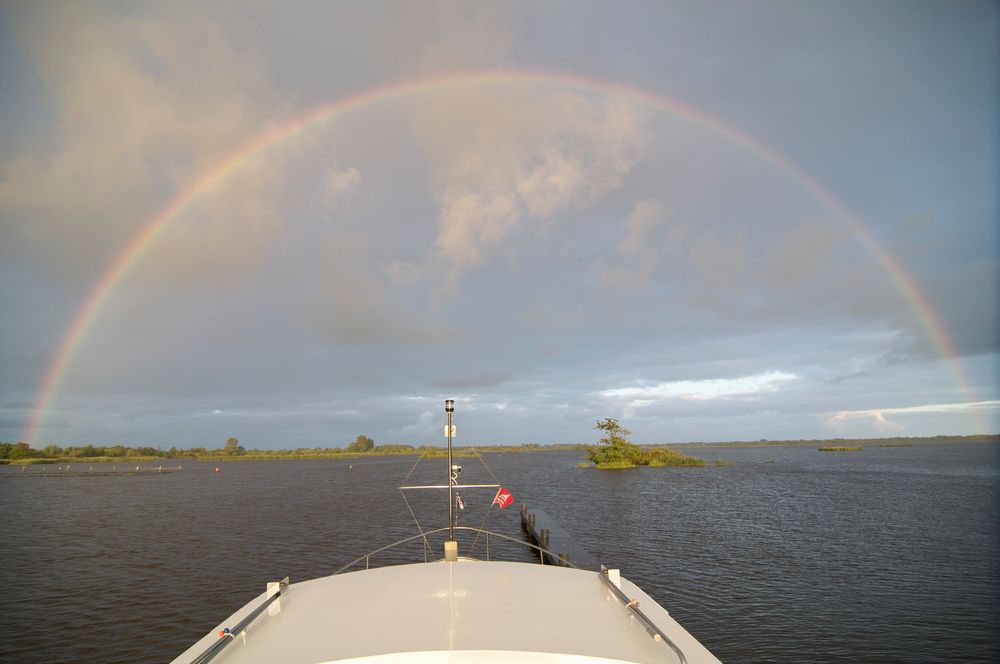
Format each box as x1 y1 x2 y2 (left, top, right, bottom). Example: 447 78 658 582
171 560 721 663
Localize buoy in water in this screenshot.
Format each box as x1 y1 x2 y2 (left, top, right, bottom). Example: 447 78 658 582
213 467 221 473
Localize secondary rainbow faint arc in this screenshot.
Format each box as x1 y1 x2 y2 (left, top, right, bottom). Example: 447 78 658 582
24 69 969 446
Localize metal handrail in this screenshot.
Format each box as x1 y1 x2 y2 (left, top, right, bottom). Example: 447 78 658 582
599 565 688 663
189 577 289 664
332 525 582 575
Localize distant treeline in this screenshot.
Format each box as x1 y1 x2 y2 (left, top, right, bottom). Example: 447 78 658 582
0 438 591 464
2 434 995 464
1 442 174 463
671 434 998 448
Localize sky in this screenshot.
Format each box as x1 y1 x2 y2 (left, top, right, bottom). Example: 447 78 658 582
0 1 997 449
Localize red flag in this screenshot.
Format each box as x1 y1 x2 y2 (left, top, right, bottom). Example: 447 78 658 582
492 487 514 509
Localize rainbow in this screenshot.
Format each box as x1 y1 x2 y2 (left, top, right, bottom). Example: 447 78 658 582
23 69 971 445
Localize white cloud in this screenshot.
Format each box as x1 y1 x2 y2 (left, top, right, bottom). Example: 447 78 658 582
398 410 436 437
407 87 644 288
384 260 426 285
828 400 1000 431
601 198 687 287
436 190 521 271
596 370 797 417
327 166 361 204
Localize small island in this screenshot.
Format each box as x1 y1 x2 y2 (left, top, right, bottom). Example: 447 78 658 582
819 446 864 452
581 418 705 469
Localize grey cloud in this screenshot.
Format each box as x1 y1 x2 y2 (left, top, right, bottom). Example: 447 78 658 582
371 1 514 76
428 373 513 390
0 2 283 285
299 227 451 346
3 2 995 448
922 260 999 358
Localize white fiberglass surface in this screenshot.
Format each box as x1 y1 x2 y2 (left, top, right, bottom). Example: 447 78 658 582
322 651 652 663
172 560 720 664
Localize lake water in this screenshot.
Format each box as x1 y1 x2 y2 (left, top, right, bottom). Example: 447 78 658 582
1 442 997 662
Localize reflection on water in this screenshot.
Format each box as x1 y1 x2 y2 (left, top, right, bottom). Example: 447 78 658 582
1 442 997 663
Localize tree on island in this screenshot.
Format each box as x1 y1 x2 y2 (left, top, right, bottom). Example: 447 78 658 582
346 435 375 453
587 418 641 468
224 437 246 455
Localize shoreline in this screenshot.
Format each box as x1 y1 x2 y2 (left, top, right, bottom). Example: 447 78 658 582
2 434 995 465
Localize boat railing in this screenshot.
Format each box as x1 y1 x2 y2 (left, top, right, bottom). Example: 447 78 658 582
332 525 582 575
189 577 289 664
600 564 688 663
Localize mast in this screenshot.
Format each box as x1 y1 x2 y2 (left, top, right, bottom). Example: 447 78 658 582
446 398 455 541
444 399 458 561
397 399 496 562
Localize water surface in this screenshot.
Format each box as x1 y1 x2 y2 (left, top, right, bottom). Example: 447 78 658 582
1 442 996 662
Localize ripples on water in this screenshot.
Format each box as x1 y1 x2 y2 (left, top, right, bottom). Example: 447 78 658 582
0 443 997 663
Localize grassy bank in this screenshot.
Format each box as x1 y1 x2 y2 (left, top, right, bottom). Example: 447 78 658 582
591 461 636 469
195 452 363 461
581 451 707 469
9 455 164 465
5 433 993 466
644 447 705 466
